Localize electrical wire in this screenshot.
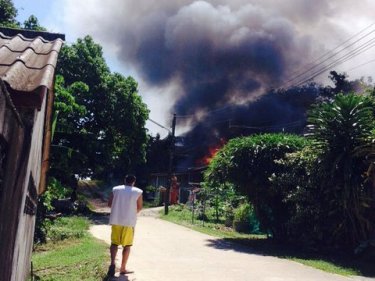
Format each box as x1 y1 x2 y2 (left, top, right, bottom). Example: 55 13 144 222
294 37 375 87
161 26 375 133
148 118 171 132
286 22 375 80
279 23 375 88
346 58 375 72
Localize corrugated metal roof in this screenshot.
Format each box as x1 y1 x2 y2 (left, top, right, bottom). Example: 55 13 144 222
0 29 64 108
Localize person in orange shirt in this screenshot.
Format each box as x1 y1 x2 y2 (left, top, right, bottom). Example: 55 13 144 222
170 175 180 205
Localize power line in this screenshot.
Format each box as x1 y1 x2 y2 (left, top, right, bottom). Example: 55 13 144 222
294 37 375 87
279 23 375 88
286 22 375 80
346 58 375 72
172 24 375 125
148 118 171 133
292 37 375 87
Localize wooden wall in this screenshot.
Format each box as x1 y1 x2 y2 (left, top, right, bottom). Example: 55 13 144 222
13 95 47 281
0 82 27 281
0 81 46 281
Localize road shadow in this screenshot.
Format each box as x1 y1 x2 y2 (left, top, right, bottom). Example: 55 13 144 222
103 273 135 281
205 237 375 278
205 238 256 254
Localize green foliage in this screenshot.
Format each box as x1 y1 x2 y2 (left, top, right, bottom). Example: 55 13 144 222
32 217 108 280
53 75 88 138
272 93 375 250
47 216 89 242
233 202 260 234
145 185 157 193
202 182 244 224
270 146 323 246
42 177 71 211
303 93 375 249
0 2 47 30
0 0 19 28
205 133 308 239
23 15 46 31
55 36 149 181
34 178 73 243
50 75 90 181
307 94 375 151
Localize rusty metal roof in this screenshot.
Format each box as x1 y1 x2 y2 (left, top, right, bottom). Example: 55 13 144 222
0 28 64 108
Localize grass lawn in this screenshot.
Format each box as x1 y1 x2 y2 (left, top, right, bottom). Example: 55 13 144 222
32 216 108 281
161 205 374 278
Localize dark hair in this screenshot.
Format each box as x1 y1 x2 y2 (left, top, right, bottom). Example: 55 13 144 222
125 174 136 185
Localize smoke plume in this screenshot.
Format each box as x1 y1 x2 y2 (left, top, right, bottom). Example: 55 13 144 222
116 1 317 116
60 0 375 166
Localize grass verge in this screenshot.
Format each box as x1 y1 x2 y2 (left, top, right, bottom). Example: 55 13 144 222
32 216 108 281
161 205 374 278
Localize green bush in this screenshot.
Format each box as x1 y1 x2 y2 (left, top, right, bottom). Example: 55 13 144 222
233 203 260 234
223 204 235 227
205 133 308 238
202 182 244 223
42 177 71 211
47 216 89 242
34 178 74 243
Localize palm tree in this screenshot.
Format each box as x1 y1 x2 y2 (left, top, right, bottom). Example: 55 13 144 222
307 93 375 248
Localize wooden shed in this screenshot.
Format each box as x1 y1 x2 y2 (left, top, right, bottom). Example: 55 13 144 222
0 28 64 281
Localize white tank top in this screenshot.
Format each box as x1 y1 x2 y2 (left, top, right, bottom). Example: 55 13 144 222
109 185 143 227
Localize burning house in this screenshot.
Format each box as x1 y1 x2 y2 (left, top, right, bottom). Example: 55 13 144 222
141 1 328 204
148 133 226 204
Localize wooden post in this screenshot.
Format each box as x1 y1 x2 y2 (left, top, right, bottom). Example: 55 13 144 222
165 114 176 215
39 87 53 194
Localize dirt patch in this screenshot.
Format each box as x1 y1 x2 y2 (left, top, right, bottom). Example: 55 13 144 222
88 198 110 214
76 179 112 214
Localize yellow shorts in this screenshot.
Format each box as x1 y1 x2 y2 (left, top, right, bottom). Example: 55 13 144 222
111 225 134 246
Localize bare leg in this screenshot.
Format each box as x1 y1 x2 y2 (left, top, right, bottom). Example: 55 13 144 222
120 246 131 272
106 244 118 277
110 244 118 266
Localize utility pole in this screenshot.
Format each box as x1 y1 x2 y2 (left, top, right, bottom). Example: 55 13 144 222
165 113 176 215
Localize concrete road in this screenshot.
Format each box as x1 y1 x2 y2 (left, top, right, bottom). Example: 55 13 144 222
90 209 373 281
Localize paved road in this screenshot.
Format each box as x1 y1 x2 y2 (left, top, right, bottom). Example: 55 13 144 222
90 208 373 281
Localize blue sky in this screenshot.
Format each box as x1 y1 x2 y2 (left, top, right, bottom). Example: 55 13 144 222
12 0 177 136
14 0 50 22
14 0 63 34
13 0 129 74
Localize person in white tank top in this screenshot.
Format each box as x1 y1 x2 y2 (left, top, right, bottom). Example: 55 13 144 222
107 174 143 277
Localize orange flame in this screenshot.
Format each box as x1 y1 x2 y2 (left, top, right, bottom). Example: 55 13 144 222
197 139 226 166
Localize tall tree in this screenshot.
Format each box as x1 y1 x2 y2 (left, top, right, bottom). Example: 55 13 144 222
50 75 89 182
56 36 149 182
306 93 375 248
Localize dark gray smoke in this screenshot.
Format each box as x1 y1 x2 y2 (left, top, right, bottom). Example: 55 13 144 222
105 0 334 166
64 0 360 165
112 1 321 117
